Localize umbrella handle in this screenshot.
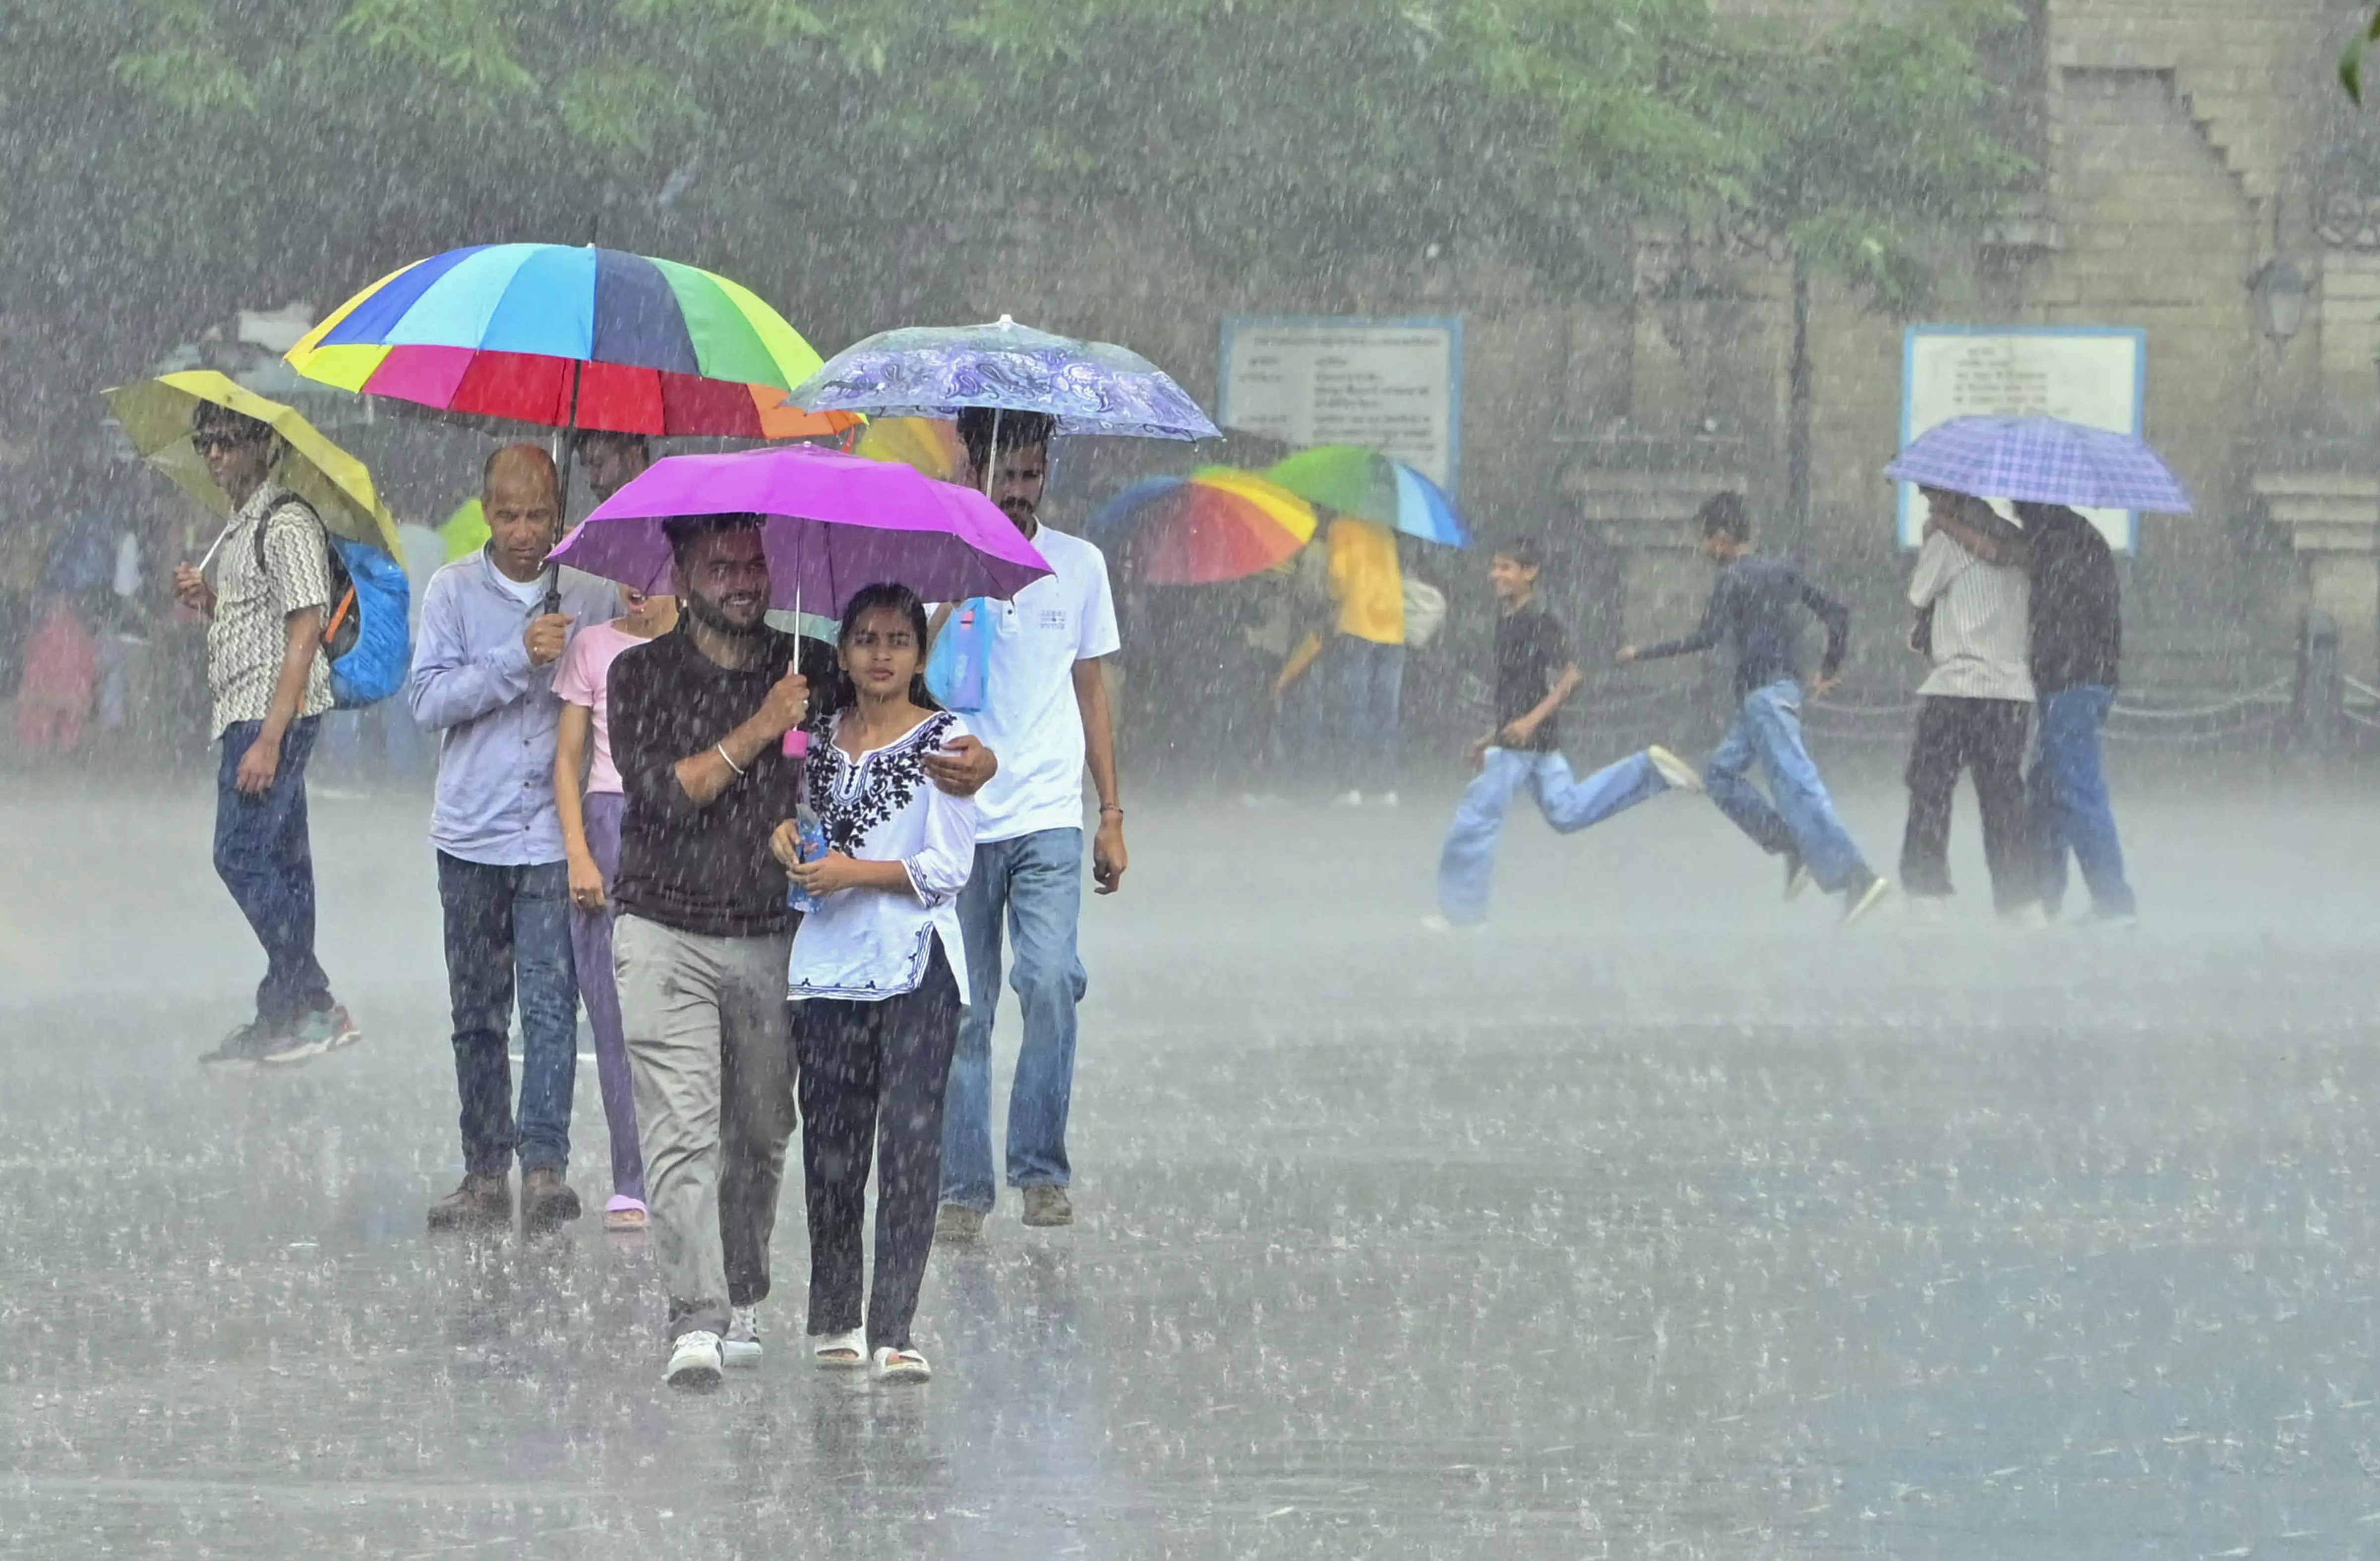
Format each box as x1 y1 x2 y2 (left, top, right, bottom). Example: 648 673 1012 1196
193 524 232 577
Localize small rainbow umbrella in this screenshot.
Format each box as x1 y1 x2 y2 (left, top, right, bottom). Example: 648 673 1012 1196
284 243 860 441
1083 467 1318 586
1265 445 1468 547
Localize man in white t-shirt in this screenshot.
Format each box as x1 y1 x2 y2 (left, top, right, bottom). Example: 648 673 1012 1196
934 408 1126 1243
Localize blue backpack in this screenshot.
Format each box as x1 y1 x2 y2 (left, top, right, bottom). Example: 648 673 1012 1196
256 496 412 708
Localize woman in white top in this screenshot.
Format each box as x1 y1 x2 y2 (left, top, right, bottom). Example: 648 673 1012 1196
773 582 975 1383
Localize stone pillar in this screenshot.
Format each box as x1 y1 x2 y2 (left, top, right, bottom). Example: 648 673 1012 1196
1561 438 1749 641
2254 470 2380 681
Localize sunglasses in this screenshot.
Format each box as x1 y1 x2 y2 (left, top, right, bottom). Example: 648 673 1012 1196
192 431 266 455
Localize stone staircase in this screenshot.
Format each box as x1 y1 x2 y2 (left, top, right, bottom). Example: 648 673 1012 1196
2051 0 2333 209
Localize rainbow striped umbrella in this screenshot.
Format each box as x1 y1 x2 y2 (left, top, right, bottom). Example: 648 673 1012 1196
284 243 860 441
1084 467 1318 585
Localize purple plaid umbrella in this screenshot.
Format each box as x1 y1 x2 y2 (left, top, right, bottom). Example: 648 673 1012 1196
547 443 1052 613
1885 415 2193 515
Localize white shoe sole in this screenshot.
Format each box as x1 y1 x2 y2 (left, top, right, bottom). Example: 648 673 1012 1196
1843 879 1894 927
1646 745 1704 793
813 1329 867 1369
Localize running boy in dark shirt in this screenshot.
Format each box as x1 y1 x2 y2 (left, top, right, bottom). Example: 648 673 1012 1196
1428 537 1703 928
1618 494 1892 924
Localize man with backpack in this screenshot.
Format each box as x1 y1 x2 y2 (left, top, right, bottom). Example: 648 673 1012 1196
172 402 362 1068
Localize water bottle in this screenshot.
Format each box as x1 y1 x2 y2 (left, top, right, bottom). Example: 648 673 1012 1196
786 798 829 914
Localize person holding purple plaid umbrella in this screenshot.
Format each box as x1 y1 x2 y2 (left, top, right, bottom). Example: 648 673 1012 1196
1888 415 2185 926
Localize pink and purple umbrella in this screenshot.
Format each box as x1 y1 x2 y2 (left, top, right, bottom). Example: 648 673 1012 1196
547 444 1051 613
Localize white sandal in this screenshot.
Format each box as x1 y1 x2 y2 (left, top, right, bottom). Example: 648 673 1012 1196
872 1345 931 1383
812 1329 865 1369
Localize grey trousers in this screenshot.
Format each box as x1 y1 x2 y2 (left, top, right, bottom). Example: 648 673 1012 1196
615 914 797 1339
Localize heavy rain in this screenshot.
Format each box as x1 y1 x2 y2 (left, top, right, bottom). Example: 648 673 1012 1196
5 3 2380 1558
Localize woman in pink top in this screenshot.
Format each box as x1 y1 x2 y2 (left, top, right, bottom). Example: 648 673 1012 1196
554 582 679 1232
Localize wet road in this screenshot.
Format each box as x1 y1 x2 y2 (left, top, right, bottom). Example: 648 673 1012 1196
4 761 2379 1559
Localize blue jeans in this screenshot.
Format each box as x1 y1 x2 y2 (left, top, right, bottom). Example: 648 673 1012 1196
436 854 578 1176
2030 685 2135 917
213 717 333 1029
1437 748 1674 924
1705 680 1869 892
1333 636 1407 790
942 828 1087 1212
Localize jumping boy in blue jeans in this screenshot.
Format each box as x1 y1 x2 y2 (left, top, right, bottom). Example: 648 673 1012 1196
1428 538 1702 928
1618 494 1893 925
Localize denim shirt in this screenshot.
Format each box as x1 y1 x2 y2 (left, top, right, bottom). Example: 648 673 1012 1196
408 550 617 867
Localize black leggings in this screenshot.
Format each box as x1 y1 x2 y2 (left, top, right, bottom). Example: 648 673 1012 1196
794 946 963 1352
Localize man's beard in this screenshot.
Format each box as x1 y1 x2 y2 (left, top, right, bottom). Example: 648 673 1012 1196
683 588 767 638
999 496 1038 532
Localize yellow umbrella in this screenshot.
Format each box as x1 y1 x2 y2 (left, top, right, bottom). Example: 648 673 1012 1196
851 415 963 481
440 497 490 561
103 370 401 554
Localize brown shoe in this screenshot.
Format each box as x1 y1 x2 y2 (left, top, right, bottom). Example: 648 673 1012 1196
520 1168 584 1235
933 1204 985 1244
1020 1186 1073 1227
426 1172 511 1233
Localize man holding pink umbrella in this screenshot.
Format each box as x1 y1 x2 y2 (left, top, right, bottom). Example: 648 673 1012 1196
550 445 1036 1389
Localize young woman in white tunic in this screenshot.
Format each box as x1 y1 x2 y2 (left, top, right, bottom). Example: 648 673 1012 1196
774 583 975 1383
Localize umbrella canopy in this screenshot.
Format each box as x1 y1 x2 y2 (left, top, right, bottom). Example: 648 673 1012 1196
787 315 1219 441
1085 468 1318 586
104 370 400 553
547 444 1051 614
284 243 861 441
850 415 964 480
1885 415 2194 515
1265 445 1468 545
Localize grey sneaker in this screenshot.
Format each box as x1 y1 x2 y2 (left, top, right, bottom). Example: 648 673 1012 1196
262 1004 361 1066
666 1330 723 1390
934 1205 985 1244
200 1019 310 1070
723 1305 762 1368
1021 1186 1074 1227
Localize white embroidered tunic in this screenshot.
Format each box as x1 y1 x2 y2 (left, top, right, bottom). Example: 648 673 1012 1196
787 709 976 1004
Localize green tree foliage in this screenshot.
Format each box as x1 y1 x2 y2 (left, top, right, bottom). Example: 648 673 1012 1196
2348 5 2380 103
0 0 2030 432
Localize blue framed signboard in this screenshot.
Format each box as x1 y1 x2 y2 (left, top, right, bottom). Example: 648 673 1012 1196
1899 325 2148 553
1218 316 1463 492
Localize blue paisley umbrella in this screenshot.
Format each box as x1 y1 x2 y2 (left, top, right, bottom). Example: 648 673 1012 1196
785 314 1219 442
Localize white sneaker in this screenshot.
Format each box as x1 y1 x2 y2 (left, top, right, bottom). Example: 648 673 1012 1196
1376 791 1400 809
722 1305 762 1368
666 1330 723 1389
1842 874 1894 928
872 1345 932 1383
1420 913 1479 933
1906 896 1950 925
812 1328 866 1369
1329 789 1364 809
1646 745 1704 793
2001 903 2051 933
